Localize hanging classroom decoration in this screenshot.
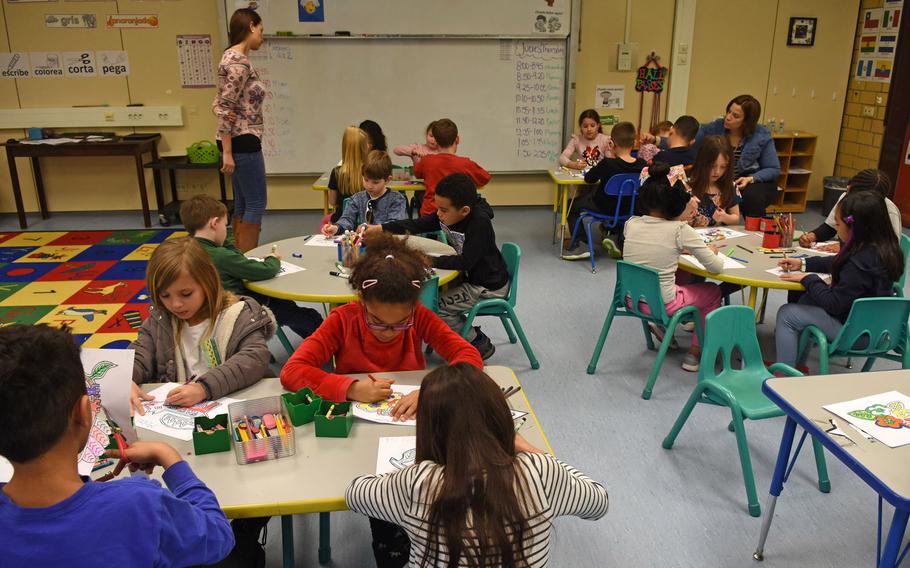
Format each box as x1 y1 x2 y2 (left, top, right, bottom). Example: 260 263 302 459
635 52 668 136
298 0 325 23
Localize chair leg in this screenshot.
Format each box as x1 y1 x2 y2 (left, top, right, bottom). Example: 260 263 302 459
811 436 831 493
275 327 295 358
642 330 675 399
845 357 854 369
500 315 517 344
730 408 761 517
861 357 876 372
662 384 706 449
818 350 829 375
503 305 539 369
585 218 596 273
587 305 617 374
757 288 769 324
641 319 655 351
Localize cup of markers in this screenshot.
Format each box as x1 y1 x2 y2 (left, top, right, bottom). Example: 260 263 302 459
228 397 296 465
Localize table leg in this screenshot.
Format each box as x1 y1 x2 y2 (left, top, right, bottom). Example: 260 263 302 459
168 170 178 203
551 183 560 244
747 287 759 310
219 170 228 202
6 153 27 229
281 514 295 568
322 192 329 216
30 157 49 219
558 185 570 256
880 508 909 568
134 154 152 227
151 149 164 212
318 511 332 564
753 416 798 561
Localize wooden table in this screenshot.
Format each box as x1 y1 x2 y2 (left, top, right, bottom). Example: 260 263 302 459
144 155 230 204
548 168 592 254
1 136 162 229
757 371 910 566
244 234 458 305
138 367 550 567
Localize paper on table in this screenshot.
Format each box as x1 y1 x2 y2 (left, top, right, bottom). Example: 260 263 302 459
798 247 836 256
824 391 910 448
376 436 417 475
695 227 749 242
680 254 745 270
765 267 832 283
353 385 421 426
247 257 305 276
133 383 244 441
78 348 135 476
305 235 340 247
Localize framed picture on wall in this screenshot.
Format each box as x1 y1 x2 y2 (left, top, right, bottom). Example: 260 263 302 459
787 17 817 47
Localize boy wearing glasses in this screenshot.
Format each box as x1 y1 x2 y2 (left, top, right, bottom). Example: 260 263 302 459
181 194 323 340
321 150 407 237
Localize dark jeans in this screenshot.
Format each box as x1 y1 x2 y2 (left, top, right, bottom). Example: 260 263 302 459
369 517 411 568
249 291 323 339
739 181 778 218
567 192 622 244
233 151 267 224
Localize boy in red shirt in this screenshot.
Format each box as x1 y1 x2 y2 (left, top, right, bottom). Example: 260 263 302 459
414 118 491 216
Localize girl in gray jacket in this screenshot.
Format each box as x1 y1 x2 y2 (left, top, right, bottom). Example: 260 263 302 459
128 237 275 414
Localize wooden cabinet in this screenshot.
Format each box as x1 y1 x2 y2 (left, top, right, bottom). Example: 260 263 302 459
767 131 816 213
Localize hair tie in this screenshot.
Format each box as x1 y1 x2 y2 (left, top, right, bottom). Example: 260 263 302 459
411 280 422 289
845 215 855 224
362 279 378 289
385 254 394 260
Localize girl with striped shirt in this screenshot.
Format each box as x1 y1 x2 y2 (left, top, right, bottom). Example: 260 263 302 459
346 363 609 567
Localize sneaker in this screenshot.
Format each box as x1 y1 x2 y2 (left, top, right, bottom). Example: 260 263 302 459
601 237 622 259
470 327 496 360
561 244 591 260
648 323 679 350
681 321 696 332
682 349 700 372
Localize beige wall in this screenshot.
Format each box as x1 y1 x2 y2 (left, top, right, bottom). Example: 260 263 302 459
0 0 859 214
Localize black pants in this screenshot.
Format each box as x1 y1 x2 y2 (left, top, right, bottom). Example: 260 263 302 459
740 181 779 218
248 291 323 340
566 193 621 244
194 517 270 568
369 517 411 568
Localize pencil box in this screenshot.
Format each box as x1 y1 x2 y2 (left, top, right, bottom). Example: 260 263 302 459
228 396 296 465
282 387 323 426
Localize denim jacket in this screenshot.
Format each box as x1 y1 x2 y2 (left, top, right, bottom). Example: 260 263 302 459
696 119 781 184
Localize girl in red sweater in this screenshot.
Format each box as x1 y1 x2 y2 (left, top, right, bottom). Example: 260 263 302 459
280 232 482 421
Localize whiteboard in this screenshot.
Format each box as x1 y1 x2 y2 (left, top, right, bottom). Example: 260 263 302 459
230 0 570 37
249 38 567 174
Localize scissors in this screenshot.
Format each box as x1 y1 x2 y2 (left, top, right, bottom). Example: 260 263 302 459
95 427 130 482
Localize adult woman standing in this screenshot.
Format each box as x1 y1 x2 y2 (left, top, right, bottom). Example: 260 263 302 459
213 8 267 252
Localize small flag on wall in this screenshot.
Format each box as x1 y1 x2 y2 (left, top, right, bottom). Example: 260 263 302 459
876 34 897 58
881 7 901 32
873 59 893 82
864 8 883 32
860 35 877 53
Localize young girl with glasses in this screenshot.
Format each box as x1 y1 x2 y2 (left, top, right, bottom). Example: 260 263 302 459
280 232 482 421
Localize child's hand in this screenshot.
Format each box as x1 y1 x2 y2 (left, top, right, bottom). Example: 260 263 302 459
712 208 727 224
780 271 810 283
264 252 282 261
390 390 419 421
165 383 207 407
707 244 719 255
130 382 154 416
514 433 543 454
692 214 709 227
347 377 394 402
817 242 840 253
322 224 339 237
778 258 802 272
363 224 383 236
640 132 656 144
734 176 754 190
105 440 182 473
798 232 816 247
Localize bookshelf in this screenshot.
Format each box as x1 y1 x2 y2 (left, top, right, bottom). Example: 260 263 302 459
767 131 816 213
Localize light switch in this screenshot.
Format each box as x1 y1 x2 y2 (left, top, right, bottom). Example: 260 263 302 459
679 43 689 55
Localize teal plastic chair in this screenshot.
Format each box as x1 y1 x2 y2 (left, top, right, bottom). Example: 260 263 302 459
587 261 703 399
893 234 910 296
797 297 910 374
458 243 539 369
275 327 295 357
799 296 910 373
419 275 440 314
662 306 830 517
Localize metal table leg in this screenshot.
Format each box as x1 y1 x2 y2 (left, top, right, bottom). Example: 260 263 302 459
318 512 332 564
281 515 295 568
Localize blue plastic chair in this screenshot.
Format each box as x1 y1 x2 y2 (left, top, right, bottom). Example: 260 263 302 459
458 243 539 369
587 260 703 399
797 297 910 374
568 173 640 273
662 306 830 517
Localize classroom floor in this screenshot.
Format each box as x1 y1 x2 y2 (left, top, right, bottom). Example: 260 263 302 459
3 205 906 567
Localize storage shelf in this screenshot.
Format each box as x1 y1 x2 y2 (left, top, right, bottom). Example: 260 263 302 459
770 131 816 213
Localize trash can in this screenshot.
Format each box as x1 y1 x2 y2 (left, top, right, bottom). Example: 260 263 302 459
822 176 849 217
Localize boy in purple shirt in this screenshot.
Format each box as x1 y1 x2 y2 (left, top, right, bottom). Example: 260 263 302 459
0 324 234 568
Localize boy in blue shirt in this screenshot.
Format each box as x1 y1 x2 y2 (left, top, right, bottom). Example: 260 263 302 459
321 150 407 237
0 324 234 567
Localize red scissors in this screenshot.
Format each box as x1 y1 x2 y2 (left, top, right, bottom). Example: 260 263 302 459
95 430 130 482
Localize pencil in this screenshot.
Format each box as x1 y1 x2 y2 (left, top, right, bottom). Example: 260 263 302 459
736 244 753 254
504 385 522 399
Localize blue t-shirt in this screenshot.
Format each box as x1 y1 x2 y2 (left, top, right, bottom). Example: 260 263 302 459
0 461 233 568
697 191 742 226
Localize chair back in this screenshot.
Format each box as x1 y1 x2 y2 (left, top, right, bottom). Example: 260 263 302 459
831 297 910 356
500 242 521 308
613 261 670 322
603 173 640 221
894 234 910 296
419 275 440 314
698 306 768 384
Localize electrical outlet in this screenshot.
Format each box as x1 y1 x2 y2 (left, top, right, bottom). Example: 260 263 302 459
862 105 876 117
678 42 689 55
677 53 688 65
104 112 114 122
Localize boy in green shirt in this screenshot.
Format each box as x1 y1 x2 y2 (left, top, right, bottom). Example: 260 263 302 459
180 195 322 340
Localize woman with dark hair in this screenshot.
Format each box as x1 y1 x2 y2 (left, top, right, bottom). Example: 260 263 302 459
359 119 388 152
212 8 267 252
346 363 609 567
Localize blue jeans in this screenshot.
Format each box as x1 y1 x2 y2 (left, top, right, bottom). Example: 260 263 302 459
775 299 843 366
232 151 267 224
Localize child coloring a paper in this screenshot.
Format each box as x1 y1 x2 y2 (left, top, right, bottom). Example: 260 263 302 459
689 135 741 227
559 108 613 169
322 150 408 237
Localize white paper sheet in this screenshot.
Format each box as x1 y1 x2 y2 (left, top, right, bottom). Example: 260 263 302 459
247 257 305 276
376 436 417 475
133 383 243 441
824 391 910 448
680 254 745 270
765 267 832 283
695 227 749 242
353 385 421 426
78 349 134 476
305 235 340 247
797 247 836 256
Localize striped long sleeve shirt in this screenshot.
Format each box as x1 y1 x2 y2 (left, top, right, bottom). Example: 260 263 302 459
346 452 609 567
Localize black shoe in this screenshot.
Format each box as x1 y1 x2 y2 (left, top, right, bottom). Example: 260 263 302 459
230 517 268 568
470 327 495 360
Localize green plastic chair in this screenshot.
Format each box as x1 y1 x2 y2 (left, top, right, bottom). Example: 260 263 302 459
275 327 295 357
893 234 910 296
419 275 440 314
662 306 830 517
458 243 539 369
797 297 910 374
587 260 703 399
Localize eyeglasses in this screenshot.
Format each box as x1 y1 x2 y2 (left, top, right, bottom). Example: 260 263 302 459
361 303 415 332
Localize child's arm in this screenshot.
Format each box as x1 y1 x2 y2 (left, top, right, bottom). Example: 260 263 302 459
679 224 725 274
415 305 484 367
334 194 362 233
467 160 492 187
381 213 440 236
280 311 357 401
801 256 866 317
385 192 408 223
196 324 271 400
528 453 609 520
345 462 423 526
413 156 427 179
583 158 609 184
220 248 281 281
714 203 740 226
130 320 160 385
558 136 581 167
393 143 423 159
430 216 491 273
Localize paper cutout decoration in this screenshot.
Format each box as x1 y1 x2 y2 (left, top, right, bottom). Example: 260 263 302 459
635 62 667 92
77 348 135 476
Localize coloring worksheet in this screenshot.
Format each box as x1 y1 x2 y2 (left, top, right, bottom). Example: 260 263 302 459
680 254 745 271
824 391 910 447
78 348 134 476
695 227 749 243
305 235 340 247
353 385 421 426
376 436 417 475
133 383 243 441
247 257 305 276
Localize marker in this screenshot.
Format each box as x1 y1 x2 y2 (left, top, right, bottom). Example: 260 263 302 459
329 271 348 278
292 252 303 258
730 256 749 263
736 244 753 254
724 247 735 257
